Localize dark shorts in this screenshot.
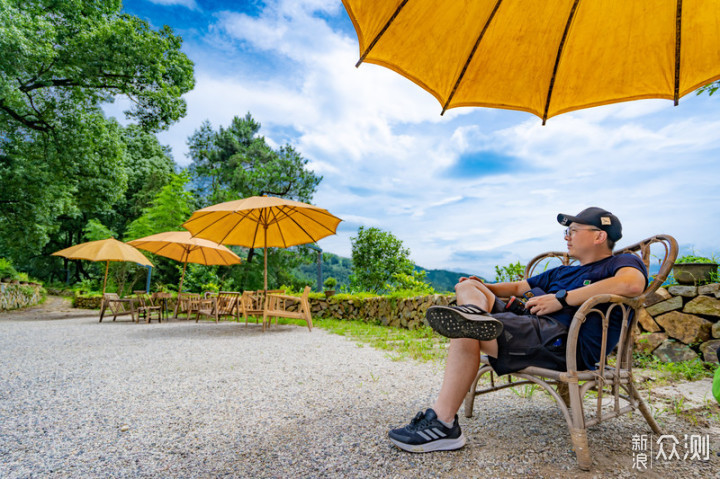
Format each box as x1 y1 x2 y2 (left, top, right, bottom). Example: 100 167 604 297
484 298 570 376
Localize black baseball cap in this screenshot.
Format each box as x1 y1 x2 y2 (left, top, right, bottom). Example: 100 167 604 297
557 207 622 242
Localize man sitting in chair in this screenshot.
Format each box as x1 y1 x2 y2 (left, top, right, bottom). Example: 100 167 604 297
388 207 648 453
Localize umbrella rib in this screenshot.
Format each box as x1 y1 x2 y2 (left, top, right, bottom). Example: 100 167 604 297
185 211 234 238
673 0 682 105
216 211 253 245
284 206 339 236
441 0 504 115
542 0 581 125
269 207 290 248
275 205 324 245
355 0 410 67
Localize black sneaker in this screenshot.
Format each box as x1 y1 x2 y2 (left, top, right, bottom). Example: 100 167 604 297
388 409 466 453
426 304 503 341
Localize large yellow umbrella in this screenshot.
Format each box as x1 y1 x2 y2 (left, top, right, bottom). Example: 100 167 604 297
182 196 342 292
51 238 153 295
343 0 720 123
127 231 242 296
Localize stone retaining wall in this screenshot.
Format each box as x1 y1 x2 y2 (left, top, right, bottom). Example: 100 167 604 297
636 284 720 363
0 282 44 311
308 294 453 330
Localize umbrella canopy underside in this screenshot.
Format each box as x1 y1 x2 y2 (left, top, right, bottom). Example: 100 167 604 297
344 0 720 122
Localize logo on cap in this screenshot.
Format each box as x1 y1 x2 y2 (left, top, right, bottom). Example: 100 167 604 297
601 217 611 225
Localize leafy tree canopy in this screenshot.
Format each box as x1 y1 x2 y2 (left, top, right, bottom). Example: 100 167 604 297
0 0 194 133
350 226 415 293
188 113 322 206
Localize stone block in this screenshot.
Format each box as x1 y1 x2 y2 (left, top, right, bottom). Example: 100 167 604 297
654 311 712 344
699 340 720 363
643 287 672 307
698 283 720 296
645 296 683 317
683 295 720 318
636 308 661 332
668 285 697 297
634 332 667 355
713 321 720 339
653 340 699 363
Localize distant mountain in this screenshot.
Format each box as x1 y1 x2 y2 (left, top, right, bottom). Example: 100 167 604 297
295 252 483 293
415 266 481 293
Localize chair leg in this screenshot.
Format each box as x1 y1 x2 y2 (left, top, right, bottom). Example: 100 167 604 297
629 382 662 434
567 382 591 470
570 427 592 471
464 367 489 418
557 382 571 408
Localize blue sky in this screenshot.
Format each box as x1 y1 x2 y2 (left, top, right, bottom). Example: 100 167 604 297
108 0 720 278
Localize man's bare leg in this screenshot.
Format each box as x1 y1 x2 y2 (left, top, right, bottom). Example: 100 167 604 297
433 280 498 422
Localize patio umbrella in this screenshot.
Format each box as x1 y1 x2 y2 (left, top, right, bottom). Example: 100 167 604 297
127 231 242 296
182 196 342 292
343 0 720 123
51 238 153 295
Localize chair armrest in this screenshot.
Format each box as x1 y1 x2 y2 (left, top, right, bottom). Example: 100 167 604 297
564 293 641 376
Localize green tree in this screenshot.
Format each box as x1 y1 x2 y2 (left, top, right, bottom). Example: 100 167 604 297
188 113 322 206
125 172 195 240
350 227 415 293
0 0 194 281
494 261 525 282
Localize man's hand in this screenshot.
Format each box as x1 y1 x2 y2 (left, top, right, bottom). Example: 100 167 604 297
525 294 563 316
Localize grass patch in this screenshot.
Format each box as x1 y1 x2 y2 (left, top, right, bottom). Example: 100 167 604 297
273 316 449 362
633 354 715 383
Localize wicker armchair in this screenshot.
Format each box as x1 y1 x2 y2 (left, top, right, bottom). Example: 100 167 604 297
463 234 678 470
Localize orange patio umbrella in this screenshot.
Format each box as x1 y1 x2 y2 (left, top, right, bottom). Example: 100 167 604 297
343 0 720 123
51 238 153 295
182 196 342 292
127 231 242 296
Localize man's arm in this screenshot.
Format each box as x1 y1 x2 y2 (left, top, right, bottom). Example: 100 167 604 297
458 276 530 298
525 267 646 316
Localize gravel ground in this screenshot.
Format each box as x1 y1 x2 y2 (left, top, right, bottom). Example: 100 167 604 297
0 298 718 478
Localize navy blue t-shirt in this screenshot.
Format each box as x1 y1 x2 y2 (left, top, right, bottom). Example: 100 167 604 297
526 254 648 370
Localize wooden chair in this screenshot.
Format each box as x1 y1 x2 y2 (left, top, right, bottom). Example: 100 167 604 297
174 293 201 319
215 292 241 321
463 235 678 470
195 297 219 323
136 293 162 323
263 286 313 332
152 292 172 321
240 289 284 326
99 293 137 323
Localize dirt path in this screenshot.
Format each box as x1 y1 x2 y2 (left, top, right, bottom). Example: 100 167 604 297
0 295 97 321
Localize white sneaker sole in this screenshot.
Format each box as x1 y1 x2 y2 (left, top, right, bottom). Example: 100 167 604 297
389 434 467 453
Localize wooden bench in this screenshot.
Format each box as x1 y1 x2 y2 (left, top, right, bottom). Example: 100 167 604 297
175 292 201 319
99 293 137 323
239 289 284 326
463 234 678 470
264 286 313 332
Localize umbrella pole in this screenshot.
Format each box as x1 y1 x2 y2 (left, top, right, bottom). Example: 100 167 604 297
174 258 189 318
263 224 268 332
102 260 109 295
